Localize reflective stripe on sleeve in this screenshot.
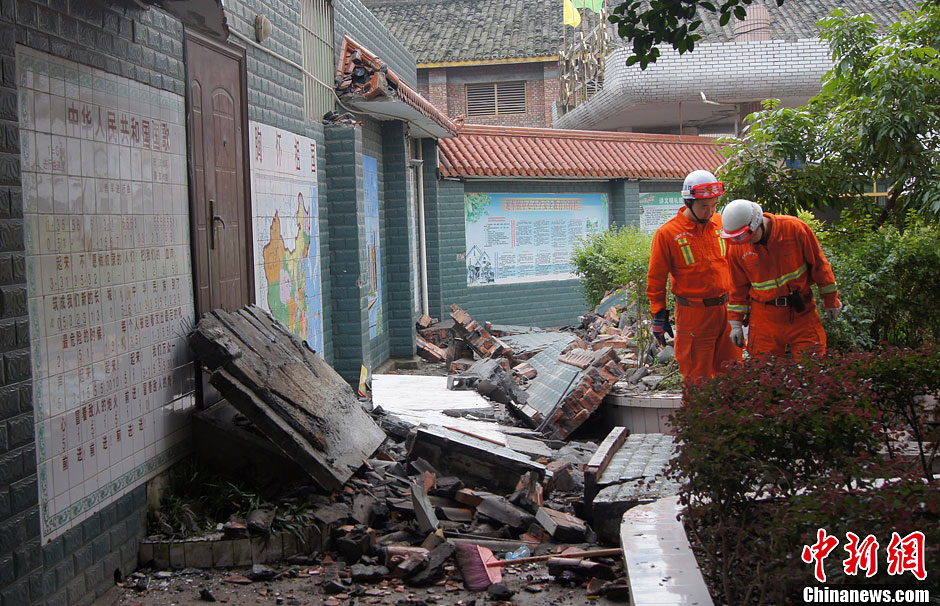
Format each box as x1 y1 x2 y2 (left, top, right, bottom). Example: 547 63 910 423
751 263 808 291
677 237 695 265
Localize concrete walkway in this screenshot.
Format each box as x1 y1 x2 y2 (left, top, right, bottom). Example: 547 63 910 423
620 496 714 606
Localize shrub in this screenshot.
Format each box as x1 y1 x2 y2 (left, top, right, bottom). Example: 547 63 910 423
816 214 940 350
672 354 881 508
849 343 940 482
787 476 940 592
671 348 940 604
570 224 654 309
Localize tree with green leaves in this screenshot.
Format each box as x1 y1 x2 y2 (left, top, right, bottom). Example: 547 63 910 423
718 2 940 224
609 0 785 68
608 0 940 69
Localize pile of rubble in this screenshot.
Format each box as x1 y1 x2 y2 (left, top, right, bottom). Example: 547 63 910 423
416 296 676 439
162 305 682 603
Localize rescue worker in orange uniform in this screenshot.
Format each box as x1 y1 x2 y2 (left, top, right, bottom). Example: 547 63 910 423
719 199 841 356
647 170 742 383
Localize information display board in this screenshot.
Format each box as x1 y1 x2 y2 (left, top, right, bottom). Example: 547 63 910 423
464 193 608 286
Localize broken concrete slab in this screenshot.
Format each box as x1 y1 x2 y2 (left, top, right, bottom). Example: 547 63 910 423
188 306 385 491
371 374 505 443
404 542 456 587
504 434 553 459
447 357 529 408
585 430 680 544
475 494 537 531
411 479 442 534
406 425 548 494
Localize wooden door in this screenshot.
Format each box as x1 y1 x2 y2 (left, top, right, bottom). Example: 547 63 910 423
185 32 253 315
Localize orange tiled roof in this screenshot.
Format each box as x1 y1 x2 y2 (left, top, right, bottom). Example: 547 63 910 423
439 125 724 179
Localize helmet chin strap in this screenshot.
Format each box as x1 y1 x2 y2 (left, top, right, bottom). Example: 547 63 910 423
753 220 769 245
686 203 710 225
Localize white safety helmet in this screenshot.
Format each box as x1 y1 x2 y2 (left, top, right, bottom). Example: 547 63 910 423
720 199 764 243
681 170 725 201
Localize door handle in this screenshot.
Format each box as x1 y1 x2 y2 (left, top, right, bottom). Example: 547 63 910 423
209 198 225 249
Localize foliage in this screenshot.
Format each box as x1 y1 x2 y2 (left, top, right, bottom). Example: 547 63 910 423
671 348 940 604
464 193 491 224
570 224 653 308
787 477 940 590
672 354 881 507
608 0 785 69
849 343 940 481
816 213 940 350
719 2 940 223
151 457 317 542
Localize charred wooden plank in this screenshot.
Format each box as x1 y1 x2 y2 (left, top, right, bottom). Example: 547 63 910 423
189 306 385 491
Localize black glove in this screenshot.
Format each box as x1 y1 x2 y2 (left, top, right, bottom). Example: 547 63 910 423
652 309 673 347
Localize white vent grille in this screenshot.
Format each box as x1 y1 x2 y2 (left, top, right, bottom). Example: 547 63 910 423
466 81 527 116
301 0 335 120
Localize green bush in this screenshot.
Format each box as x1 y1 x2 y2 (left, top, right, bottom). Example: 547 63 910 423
570 225 653 308
672 347 940 604
816 213 940 350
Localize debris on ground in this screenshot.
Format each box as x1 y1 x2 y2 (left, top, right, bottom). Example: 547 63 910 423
144 300 686 605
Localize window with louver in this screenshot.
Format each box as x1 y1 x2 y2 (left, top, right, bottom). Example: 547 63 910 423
301 0 335 120
466 81 527 116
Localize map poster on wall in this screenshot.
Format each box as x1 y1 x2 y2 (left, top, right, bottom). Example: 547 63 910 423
639 192 686 233
19 46 195 541
464 193 608 286
363 155 384 339
249 121 324 355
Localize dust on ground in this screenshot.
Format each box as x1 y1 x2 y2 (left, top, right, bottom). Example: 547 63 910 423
93 561 628 606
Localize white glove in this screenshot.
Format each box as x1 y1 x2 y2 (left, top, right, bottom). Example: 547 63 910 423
729 321 744 348
825 305 842 321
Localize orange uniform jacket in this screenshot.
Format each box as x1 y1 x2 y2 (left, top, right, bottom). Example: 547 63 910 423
647 209 731 314
726 214 840 323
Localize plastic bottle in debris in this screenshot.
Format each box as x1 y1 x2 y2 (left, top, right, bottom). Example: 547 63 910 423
505 545 531 560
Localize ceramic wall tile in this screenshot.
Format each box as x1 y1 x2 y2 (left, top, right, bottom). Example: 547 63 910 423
18 46 196 543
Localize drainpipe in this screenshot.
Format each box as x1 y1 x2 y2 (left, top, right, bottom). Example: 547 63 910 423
410 151 429 316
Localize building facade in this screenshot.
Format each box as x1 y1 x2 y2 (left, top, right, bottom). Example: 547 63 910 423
0 1 450 604
364 0 562 128
426 125 724 327
556 0 919 136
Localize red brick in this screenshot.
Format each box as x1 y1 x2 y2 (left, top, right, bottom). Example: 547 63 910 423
416 335 446 362
571 410 591 425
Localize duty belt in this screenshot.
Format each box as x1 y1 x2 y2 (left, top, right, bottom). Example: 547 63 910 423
675 293 729 307
762 293 814 307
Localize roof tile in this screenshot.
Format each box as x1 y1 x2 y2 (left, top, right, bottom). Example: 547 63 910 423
439 125 724 180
